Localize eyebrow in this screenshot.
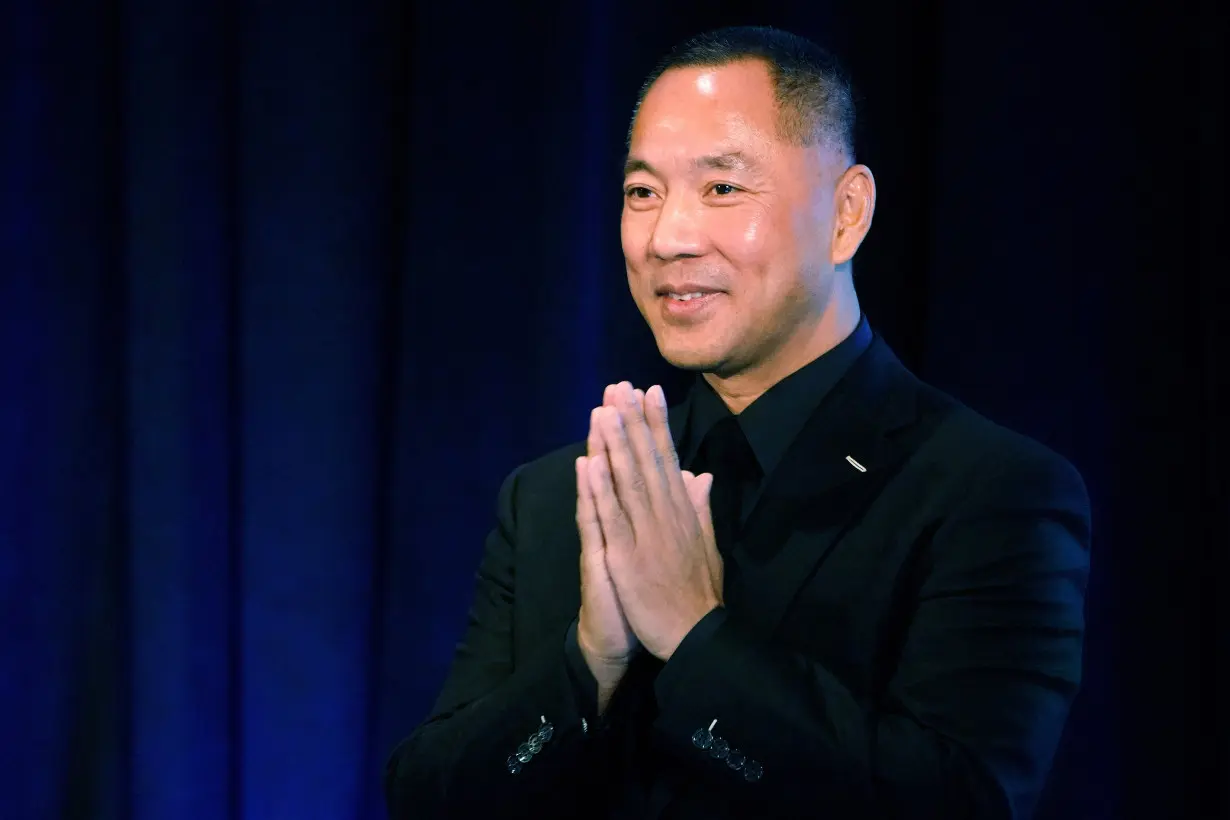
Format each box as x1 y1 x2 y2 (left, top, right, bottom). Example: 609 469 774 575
623 151 758 177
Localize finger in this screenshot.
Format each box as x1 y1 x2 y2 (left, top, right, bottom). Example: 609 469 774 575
587 451 633 550
610 382 673 506
587 407 605 458
576 456 603 557
685 471 723 598
603 383 619 407
685 471 716 549
597 403 657 538
644 384 686 501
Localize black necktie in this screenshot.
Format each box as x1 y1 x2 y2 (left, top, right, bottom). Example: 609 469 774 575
689 415 761 565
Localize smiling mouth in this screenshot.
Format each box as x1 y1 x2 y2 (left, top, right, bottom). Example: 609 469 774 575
657 290 724 321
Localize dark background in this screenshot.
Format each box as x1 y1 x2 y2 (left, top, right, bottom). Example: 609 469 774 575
1 0 1225 818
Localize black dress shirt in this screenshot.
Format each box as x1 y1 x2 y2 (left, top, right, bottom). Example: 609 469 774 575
678 315 873 512
562 315 874 811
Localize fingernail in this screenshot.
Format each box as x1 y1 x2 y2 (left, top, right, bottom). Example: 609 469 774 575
652 385 666 408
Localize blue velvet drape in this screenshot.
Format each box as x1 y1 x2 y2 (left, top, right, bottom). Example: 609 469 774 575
2 1 1224 818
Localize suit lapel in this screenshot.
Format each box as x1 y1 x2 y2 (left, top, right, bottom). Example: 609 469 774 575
731 338 920 638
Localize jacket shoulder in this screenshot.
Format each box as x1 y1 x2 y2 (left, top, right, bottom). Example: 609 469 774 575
520 439 587 485
494 439 587 520
912 380 1089 510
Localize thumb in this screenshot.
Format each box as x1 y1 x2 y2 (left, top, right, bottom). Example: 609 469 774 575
683 470 716 546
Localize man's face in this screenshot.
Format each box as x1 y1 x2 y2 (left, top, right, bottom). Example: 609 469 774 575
622 59 842 378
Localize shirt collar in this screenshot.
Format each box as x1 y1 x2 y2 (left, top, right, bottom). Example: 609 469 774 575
681 314 874 478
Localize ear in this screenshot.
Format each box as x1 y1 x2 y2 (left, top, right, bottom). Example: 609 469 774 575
831 164 876 265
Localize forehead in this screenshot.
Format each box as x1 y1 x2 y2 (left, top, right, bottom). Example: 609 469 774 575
629 60 780 161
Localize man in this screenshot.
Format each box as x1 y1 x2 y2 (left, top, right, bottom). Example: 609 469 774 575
385 26 1090 820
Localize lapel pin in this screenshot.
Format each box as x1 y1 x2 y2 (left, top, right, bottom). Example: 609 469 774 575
845 455 867 473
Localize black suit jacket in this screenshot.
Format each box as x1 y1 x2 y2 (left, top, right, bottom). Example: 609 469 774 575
384 336 1091 820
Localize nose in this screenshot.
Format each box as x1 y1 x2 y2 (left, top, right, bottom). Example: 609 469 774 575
649 194 706 261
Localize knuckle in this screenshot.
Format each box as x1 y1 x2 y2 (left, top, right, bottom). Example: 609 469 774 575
609 508 629 534
600 496 620 520
603 546 626 571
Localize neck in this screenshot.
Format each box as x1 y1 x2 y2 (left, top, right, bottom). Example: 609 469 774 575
705 275 861 414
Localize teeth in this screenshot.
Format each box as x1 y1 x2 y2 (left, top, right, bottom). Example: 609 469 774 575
669 292 706 301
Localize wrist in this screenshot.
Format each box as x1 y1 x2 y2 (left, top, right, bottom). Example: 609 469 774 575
578 637 631 680
576 613 633 660
585 657 628 716
576 627 630 688
660 600 722 662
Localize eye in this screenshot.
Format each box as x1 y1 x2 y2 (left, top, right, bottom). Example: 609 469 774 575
625 186 655 199
710 183 738 196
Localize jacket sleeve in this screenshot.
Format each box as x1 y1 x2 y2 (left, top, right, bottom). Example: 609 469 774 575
648 448 1091 820
383 465 609 819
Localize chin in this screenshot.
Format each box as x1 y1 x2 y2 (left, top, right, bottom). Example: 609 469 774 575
656 336 728 374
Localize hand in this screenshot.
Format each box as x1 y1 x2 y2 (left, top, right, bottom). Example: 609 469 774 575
587 382 723 661
575 387 639 709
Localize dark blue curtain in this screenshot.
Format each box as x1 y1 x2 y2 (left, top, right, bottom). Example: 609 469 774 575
2 1 1225 818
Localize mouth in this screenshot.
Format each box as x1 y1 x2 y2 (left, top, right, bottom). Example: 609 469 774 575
654 282 725 300
655 286 725 320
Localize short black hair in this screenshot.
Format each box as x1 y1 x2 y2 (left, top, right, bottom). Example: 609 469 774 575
629 26 856 161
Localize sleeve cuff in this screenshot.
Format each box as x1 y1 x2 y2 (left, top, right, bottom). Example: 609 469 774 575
563 618 600 721
653 606 728 706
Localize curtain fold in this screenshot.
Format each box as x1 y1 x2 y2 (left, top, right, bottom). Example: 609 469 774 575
1 1 1223 818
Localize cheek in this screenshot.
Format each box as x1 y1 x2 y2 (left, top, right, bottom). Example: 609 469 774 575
711 208 773 268
620 214 650 293
739 210 768 251
620 210 648 260
799 196 835 257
